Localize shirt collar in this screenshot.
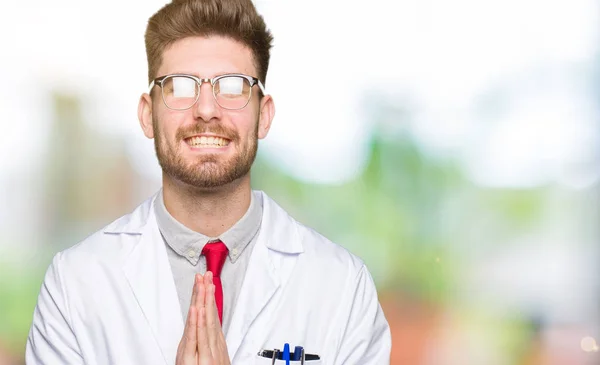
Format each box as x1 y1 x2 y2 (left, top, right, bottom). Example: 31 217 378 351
154 189 262 265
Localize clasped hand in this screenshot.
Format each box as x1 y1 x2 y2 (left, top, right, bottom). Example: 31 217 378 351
176 272 230 365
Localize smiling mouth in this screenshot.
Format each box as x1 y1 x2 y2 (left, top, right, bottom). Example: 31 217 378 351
185 136 231 148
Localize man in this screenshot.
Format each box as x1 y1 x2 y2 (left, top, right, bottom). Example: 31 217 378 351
26 0 391 364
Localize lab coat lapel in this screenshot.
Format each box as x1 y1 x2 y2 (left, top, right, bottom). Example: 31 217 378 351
225 232 279 360
121 201 183 365
226 192 304 361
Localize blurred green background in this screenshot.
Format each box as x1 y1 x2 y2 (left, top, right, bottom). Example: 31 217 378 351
1 0 600 364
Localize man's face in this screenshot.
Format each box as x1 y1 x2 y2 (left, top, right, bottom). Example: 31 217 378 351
143 36 272 189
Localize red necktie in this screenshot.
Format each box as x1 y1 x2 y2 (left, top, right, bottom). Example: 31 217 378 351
201 240 228 324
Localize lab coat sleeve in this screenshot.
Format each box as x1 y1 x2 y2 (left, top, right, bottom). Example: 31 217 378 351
334 264 392 365
26 252 84 364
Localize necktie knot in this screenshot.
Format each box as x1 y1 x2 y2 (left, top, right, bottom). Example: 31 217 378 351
202 240 228 277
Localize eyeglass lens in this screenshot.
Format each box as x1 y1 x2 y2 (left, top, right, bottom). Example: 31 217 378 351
161 75 252 110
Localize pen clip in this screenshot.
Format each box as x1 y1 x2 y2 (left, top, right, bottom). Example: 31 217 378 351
271 349 280 365
300 348 305 365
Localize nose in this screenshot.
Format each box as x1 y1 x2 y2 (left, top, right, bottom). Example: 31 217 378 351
192 80 221 122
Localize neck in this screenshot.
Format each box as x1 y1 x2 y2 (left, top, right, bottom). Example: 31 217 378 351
161 174 252 237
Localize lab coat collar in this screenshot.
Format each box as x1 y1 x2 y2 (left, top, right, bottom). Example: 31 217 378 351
256 190 304 254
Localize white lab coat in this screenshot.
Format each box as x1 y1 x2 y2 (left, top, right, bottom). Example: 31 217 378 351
26 191 391 364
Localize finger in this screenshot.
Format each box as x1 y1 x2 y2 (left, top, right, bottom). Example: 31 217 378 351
204 272 218 329
189 273 201 314
181 305 198 359
186 274 200 328
204 272 218 322
204 273 221 360
182 275 200 360
196 274 206 312
197 306 213 362
195 276 210 359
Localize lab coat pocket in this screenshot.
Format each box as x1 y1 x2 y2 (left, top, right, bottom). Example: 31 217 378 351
254 355 322 364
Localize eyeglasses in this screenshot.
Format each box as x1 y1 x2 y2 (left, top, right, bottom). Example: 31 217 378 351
148 73 266 111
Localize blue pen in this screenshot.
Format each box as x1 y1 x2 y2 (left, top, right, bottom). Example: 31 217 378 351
292 346 303 361
282 343 290 365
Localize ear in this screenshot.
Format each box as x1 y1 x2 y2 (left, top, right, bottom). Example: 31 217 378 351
257 95 275 140
138 93 154 139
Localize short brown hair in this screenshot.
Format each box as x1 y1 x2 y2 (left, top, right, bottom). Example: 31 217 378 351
144 0 273 85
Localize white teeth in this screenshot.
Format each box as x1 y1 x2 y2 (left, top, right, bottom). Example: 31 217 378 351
188 136 229 147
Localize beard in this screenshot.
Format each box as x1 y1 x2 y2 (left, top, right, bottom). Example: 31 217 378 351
153 116 259 189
